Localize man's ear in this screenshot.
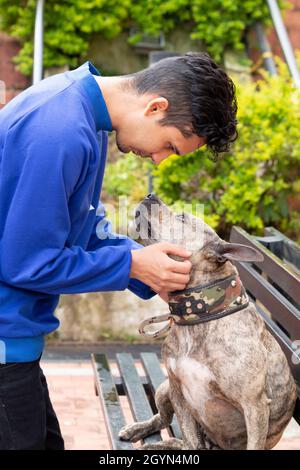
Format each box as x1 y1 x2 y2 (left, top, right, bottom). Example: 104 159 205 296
144 97 169 116
213 241 264 263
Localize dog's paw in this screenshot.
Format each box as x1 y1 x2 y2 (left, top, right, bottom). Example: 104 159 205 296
119 423 147 442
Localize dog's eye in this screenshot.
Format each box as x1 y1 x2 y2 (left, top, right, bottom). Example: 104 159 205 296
176 213 185 221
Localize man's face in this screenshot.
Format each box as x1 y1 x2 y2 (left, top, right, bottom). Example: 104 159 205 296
115 96 206 164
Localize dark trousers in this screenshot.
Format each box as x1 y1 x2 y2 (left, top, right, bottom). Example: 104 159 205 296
0 357 64 450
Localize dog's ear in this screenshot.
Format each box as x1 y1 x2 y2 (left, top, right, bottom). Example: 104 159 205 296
213 242 264 263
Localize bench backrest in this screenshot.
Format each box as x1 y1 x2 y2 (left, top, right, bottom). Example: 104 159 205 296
261 226 300 273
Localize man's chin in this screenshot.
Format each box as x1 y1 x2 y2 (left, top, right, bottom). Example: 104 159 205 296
116 141 153 160
115 137 130 154
117 144 130 154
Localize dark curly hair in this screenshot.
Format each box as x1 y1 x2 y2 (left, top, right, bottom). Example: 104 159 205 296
128 52 238 160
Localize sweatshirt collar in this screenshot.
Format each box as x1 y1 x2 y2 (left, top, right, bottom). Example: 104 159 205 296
69 61 113 132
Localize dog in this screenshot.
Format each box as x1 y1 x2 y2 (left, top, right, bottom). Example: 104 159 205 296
119 194 297 450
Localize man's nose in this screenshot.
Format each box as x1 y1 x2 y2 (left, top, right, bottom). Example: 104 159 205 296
151 150 173 164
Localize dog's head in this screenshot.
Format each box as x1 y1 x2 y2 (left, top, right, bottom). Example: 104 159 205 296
131 194 263 283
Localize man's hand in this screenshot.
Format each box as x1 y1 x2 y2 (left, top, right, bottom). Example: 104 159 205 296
158 290 170 303
130 242 192 293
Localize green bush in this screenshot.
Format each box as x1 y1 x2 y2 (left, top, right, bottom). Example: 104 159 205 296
103 152 151 203
0 0 286 75
0 0 130 74
104 58 300 242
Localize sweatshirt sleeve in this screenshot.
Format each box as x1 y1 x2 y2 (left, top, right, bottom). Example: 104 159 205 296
86 201 157 300
0 109 137 296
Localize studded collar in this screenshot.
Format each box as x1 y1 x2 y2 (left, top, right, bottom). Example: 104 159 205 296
168 273 249 325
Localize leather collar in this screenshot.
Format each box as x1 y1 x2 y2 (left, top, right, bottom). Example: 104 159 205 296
168 273 249 325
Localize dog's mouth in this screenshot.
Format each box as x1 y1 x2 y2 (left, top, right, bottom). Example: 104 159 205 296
134 210 153 239
133 194 170 245
132 193 210 252
134 210 157 244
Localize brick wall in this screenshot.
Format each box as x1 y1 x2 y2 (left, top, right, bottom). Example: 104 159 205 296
0 32 30 109
267 0 300 57
248 0 300 75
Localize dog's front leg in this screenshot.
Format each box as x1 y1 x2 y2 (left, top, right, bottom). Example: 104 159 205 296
168 384 207 450
242 396 270 450
119 379 173 442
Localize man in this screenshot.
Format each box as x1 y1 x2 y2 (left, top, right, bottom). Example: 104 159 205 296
0 52 237 449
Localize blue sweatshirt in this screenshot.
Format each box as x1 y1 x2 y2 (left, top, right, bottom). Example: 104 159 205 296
0 61 155 362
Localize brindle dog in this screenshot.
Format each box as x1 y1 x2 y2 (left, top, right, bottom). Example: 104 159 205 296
119 194 297 450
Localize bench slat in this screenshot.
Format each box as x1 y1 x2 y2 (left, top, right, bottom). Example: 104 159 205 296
265 227 300 273
140 352 182 439
116 353 162 444
237 261 300 340
91 353 133 450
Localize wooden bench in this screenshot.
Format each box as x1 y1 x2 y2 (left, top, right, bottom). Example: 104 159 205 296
91 225 300 449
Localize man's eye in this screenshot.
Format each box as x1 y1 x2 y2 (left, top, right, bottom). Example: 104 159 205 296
177 213 185 221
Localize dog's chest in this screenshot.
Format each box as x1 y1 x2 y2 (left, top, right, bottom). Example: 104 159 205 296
167 356 215 424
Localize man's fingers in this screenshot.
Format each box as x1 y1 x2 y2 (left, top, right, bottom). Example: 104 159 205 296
169 259 192 274
160 242 192 258
151 275 189 292
154 273 189 291
168 273 190 285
